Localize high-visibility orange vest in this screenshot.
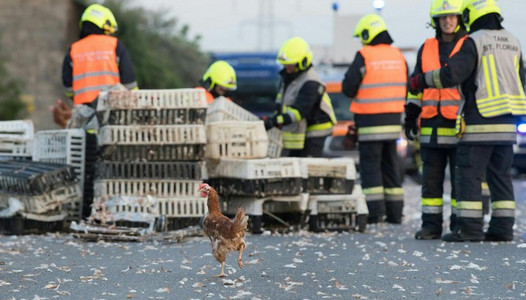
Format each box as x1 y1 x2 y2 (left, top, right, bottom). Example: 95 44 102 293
421 36 467 119
70 35 120 105
351 44 407 114
196 87 232 104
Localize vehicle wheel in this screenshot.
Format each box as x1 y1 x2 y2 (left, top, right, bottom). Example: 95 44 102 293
356 214 367 233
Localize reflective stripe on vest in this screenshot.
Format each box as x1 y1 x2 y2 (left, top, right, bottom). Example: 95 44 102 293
277 68 335 149
420 126 458 144
357 125 401 142
460 123 516 142
351 45 407 114
70 35 120 105
471 30 526 117
421 37 466 120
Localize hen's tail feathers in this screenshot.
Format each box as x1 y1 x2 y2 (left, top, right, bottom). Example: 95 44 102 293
233 207 249 232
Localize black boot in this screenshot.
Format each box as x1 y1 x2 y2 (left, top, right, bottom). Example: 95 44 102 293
308 215 321 233
442 232 484 242
415 227 441 240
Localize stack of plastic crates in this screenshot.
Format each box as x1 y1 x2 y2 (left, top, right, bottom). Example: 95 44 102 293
0 120 34 161
206 98 308 233
0 160 81 234
32 129 86 222
92 89 209 231
299 158 368 232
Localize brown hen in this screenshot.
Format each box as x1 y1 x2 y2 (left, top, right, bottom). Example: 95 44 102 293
199 183 248 277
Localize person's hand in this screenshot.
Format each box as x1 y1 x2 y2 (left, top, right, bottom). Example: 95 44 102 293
49 99 72 128
404 118 418 141
408 74 427 94
343 124 358 150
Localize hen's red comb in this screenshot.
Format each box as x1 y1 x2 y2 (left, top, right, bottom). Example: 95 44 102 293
199 183 209 189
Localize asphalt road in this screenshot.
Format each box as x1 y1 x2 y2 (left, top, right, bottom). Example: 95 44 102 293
0 178 525 299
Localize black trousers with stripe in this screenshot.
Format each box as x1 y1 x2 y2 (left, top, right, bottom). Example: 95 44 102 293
455 144 515 239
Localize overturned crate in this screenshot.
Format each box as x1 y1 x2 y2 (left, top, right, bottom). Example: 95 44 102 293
97 89 208 125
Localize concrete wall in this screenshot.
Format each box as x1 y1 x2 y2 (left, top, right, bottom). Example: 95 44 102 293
0 0 83 130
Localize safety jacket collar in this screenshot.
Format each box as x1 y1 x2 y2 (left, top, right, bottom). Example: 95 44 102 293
279 65 312 86
368 31 394 46
469 13 503 33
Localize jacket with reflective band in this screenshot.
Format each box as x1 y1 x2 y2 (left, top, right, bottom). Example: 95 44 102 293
351 45 407 114
421 37 466 120
70 35 120 105
277 68 336 149
471 29 526 118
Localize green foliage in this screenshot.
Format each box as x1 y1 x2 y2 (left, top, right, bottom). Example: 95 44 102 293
0 54 24 121
102 0 210 89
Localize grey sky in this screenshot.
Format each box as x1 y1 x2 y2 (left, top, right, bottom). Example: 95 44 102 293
133 0 526 55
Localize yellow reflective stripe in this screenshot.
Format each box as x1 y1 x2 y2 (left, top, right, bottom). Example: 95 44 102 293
481 182 488 190
482 56 493 98
464 124 516 133
492 201 515 210
421 127 432 135
385 187 403 195
451 198 457 208
515 56 526 97
322 93 337 124
358 125 402 134
422 198 443 206
282 132 305 149
284 106 302 121
307 121 333 131
437 127 457 136
86 129 98 134
277 115 284 124
489 55 500 96
457 201 483 210
407 92 422 100
363 186 384 195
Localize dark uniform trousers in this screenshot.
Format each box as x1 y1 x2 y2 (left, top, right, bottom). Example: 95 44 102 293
421 147 457 233
359 140 403 223
456 144 515 239
286 136 327 157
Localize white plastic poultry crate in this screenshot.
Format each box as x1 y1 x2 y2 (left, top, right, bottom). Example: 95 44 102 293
0 183 82 215
97 89 207 126
206 97 259 123
98 125 207 145
205 121 268 159
266 128 283 158
207 157 303 179
0 120 34 158
32 129 86 188
157 197 207 217
93 179 202 198
300 157 357 194
97 88 207 110
90 195 159 224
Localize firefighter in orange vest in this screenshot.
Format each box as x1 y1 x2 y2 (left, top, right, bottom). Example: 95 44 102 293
198 60 237 103
52 4 137 127
406 0 468 240
342 14 407 224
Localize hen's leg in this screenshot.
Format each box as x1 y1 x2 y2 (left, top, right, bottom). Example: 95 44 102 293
237 242 246 268
216 261 226 277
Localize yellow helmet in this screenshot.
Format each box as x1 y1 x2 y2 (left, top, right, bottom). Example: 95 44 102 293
354 14 387 45
202 61 237 91
80 4 118 34
276 37 313 71
429 0 463 28
462 0 501 28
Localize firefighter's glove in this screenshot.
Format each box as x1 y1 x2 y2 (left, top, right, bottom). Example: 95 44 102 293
408 74 427 94
404 118 418 141
262 115 277 130
343 124 358 150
